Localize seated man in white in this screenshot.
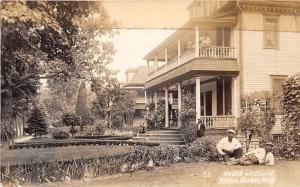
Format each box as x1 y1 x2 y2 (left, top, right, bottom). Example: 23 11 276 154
230 142 275 166
216 129 243 164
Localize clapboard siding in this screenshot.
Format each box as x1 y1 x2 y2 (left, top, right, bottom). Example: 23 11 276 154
241 13 300 94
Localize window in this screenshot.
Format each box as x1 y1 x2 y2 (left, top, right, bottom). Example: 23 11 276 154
216 26 231 47
272 76 287 113
264 16 279 49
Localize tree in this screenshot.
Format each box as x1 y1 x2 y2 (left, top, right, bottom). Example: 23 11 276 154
76 81 91 131
1 1 116 138
26 105 48 138
91 76 135 128
62 113 81 137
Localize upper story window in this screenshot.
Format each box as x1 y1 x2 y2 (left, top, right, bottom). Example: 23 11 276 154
264 15 279 49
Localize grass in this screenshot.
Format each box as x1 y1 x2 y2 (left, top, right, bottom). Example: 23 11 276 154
22 160 300 187
1 145 131 165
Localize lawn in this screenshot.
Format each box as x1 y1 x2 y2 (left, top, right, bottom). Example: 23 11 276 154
23 160 300 187
1 145 132 165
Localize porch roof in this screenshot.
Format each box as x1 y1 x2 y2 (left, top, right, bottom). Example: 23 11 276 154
145 58 239 90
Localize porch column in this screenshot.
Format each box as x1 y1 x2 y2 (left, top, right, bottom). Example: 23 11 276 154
146 60 149 75
145 91 148 104
177 82 182 127
154 90 158 110
165 48 168 69
232 76 241 128
196 77 201 123
195 26 200 57
154 56 158 72
222 79 225 115
177 39 181 63
165 88 169 128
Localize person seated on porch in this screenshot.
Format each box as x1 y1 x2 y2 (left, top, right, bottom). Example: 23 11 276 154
216 129 243 164
229 142 275 166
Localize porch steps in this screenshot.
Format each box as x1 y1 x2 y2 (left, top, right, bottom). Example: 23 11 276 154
131 129 185 145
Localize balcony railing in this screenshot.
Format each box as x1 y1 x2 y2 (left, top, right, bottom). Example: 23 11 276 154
199 46 235 59
147 46 236 80
199 116 235 128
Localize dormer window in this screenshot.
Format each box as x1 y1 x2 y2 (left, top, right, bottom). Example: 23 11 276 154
264 15 279 49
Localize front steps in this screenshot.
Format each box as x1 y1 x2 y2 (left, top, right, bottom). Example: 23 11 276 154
131 129 185 145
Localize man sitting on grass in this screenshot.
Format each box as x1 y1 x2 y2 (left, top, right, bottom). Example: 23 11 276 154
216 129 243 164
229 142 275 166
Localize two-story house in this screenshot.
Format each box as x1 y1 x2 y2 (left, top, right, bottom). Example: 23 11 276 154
123 66 150 126
143 0 300 135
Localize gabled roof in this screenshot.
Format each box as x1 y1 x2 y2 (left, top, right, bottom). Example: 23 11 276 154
124 66 154 87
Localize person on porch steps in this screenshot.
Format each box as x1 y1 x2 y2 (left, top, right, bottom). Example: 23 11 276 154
216 129 243 164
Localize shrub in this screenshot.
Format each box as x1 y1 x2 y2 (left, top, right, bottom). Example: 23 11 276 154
154 99 166 129
180 124 198 144
281 74 300 159
145 102 155 129
62 113 81 137
189 135 223 161
79 125 105 136
179 93 196 125
52 131 70 139
238 91 275 142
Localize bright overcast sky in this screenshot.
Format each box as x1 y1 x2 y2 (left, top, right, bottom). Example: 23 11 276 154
103 0 190 82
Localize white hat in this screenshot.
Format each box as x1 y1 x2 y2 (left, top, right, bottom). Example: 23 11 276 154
227 129 236 134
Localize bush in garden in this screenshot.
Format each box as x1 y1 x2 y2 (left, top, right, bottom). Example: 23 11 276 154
154 99 166 129
52 131 70 139
62 113 81 137
189 135 223 161
179 93 196 125
145 102 155 129
238 91 275 142
26 105 48 138
280 74 300 159
79 125 105 136
180 124 198 144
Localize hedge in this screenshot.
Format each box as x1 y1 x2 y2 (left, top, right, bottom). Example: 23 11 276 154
9 140 159 150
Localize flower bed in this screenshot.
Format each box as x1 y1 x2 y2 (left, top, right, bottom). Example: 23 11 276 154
74 135 132 140
1 153 130 185
9 140 159 150
2 135 223 185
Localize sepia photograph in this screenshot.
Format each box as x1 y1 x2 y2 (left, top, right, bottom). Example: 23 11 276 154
1 0 300 186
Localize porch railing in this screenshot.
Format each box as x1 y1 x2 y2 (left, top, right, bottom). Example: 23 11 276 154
200 116 235 128
199 46 235 59
147 46 236 80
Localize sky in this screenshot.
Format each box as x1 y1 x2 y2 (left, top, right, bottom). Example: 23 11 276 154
102 0 190 82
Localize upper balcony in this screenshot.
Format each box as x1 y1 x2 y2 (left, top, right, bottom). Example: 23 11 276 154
147 45 237 81
144 18 239 89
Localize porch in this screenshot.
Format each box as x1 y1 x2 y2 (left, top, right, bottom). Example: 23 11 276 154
145 75 240 129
